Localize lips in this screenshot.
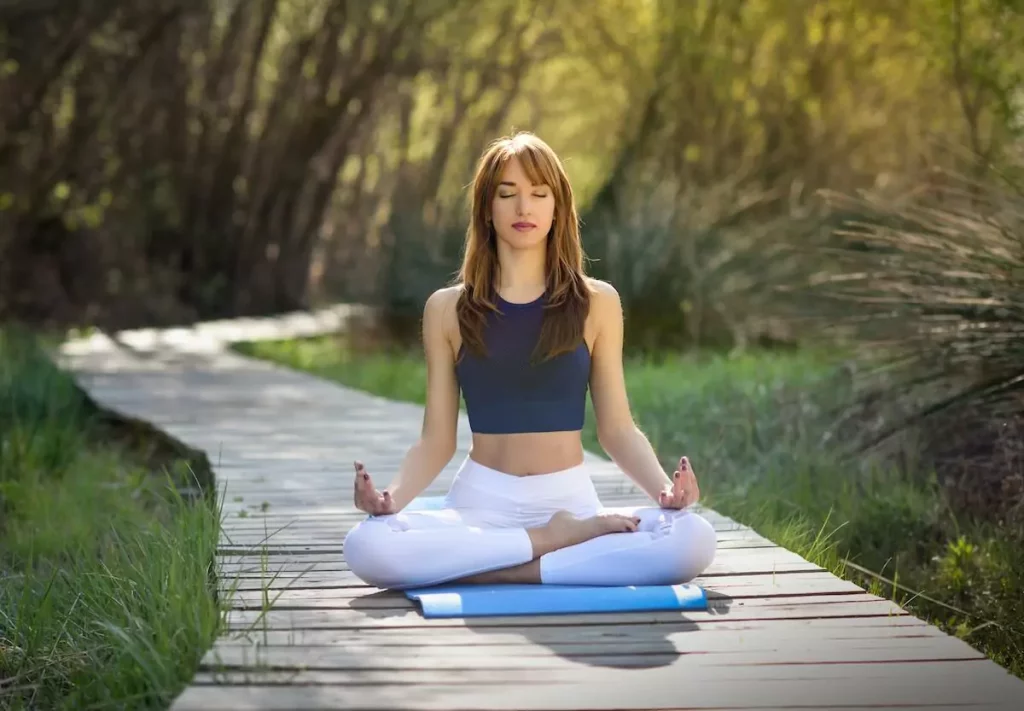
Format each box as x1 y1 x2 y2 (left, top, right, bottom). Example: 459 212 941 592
512 222 536 230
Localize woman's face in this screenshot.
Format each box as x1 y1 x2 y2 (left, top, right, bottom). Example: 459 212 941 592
490 157 555 251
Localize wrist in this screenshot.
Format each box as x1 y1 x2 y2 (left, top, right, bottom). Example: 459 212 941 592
643 471 672 500
385 483 409 511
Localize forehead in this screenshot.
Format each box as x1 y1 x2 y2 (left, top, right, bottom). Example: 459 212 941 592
498 155 548 186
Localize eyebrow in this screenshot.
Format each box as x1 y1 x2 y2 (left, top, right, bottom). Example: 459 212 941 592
499 181 547 187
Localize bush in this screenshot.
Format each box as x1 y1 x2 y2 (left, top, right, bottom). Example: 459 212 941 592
797 170 1024 524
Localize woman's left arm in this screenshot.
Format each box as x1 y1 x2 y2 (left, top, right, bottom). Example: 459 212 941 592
588 280 677 503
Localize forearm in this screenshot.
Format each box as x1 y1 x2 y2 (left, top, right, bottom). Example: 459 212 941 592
599 425 670 501
383 438 453 511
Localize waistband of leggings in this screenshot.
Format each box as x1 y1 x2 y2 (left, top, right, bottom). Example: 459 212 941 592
454 456 592 498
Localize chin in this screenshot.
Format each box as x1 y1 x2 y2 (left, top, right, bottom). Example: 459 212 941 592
500 230 548 251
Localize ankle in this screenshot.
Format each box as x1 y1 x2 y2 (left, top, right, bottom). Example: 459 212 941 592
527 526 555 558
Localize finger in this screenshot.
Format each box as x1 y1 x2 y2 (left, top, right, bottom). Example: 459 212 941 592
673 468 685 501
353 465 365 496
356 463 374 489
679 457 694 495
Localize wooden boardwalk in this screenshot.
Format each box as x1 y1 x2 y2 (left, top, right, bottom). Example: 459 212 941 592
59 326 1024 710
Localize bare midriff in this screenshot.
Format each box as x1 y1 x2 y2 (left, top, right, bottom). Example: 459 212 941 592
468 430 586 476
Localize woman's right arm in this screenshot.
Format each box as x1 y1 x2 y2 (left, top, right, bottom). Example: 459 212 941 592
382 287 461 511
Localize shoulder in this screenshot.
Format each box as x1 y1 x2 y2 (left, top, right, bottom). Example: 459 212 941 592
583 278 623 346
425 284 462 314
585 277 623 317
423 285 463 338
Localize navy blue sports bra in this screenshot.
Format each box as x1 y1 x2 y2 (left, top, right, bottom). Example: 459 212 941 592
455 292 591 434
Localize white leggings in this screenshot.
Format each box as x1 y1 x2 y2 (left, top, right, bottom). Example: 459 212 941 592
344 457 718 590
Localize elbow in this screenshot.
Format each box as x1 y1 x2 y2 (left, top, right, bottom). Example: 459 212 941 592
420 433 456 464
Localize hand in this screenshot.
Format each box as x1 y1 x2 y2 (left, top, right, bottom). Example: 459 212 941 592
353 461 396 515
658 456 700 509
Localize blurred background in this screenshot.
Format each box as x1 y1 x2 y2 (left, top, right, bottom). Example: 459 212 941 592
5 0 1024 549
2 1 1024 701
3 0 1020 343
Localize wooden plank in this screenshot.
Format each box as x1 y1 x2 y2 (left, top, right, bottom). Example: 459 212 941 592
212 624 946 654
194 640 988 676
224 594 913 631
223 572 866 608
199 632 985 670
171 659 1024 710
211 614 940 647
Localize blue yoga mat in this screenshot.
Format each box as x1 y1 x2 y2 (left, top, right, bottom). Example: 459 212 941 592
405 583 707 618
397 495 708 618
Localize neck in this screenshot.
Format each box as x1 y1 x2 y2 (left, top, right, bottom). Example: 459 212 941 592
496 242 547 294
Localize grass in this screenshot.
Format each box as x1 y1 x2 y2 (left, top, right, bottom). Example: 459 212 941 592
0 327 223 710
234 334 1024 679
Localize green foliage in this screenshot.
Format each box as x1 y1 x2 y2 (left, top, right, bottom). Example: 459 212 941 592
798 173 1024 456
0 330 91 493
7 0 1023 334
0 328 222 709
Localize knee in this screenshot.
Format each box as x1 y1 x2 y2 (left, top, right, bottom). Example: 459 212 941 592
344 519 401 589
669 511 718 582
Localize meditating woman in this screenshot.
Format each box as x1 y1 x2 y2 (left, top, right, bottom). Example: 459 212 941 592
344 132 718 590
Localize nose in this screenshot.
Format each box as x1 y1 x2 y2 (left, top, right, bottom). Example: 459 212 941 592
516 195 532 216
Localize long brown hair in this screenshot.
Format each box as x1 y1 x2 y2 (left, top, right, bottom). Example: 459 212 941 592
454 132 591 363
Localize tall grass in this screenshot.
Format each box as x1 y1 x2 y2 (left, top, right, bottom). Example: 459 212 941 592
784 173 1024 527
235 335 1024 678
0 328 223 710
801 176 1024 441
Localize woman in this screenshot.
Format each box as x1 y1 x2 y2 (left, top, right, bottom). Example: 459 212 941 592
344 132 717 590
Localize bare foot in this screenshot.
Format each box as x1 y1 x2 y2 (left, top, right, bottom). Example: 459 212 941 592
528 510 639 558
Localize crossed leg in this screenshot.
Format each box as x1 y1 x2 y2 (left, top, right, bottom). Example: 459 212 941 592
344 505 717 589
